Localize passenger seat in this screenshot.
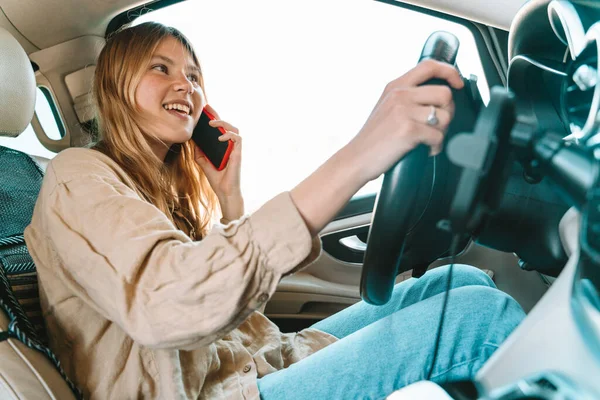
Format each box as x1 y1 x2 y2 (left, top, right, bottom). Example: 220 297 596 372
0 27 80 399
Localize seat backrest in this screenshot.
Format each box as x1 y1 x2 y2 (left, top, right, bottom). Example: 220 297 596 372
0 27 80 400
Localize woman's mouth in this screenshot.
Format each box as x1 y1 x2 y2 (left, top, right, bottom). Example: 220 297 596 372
163 103 191 119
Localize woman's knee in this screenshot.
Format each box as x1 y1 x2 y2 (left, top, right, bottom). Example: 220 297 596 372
428 264 496 290
448 285 525 337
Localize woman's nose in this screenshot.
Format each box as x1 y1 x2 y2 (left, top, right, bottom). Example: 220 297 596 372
173 73 193 93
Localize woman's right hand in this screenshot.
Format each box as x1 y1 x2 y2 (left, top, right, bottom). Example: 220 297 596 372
291 60 464 237
348 59 464 184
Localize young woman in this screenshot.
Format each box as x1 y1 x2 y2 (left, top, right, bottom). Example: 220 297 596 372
25 22 525 399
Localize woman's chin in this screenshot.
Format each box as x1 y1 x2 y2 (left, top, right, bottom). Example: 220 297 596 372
166 132 193 146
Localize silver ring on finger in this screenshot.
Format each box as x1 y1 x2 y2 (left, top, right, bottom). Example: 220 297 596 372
426 105 439 126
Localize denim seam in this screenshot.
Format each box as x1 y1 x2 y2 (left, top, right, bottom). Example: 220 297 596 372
430 356 482 380
431 342 499 379
430 341 501 380
482 342 500 349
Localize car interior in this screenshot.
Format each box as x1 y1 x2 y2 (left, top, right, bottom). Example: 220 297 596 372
0 0 598 398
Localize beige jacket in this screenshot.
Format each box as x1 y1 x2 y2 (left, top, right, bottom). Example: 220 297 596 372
24 148 337 399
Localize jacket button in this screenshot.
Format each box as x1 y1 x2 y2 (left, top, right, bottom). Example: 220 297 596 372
258 293 269 303
243 364 252 373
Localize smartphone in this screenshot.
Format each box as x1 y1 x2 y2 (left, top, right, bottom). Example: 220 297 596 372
191 107 234 171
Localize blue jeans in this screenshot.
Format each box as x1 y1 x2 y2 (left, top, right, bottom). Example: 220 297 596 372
258 264 525 400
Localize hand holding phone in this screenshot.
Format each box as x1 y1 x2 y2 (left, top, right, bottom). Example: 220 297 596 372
191 106 234 171
191 106 244 221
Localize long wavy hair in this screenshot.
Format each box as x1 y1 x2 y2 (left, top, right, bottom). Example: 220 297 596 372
92 22 218 240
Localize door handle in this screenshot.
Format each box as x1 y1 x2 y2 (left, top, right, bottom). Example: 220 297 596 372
339 235 367 252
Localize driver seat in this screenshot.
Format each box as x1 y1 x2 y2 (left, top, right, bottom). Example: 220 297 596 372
0 27 80 399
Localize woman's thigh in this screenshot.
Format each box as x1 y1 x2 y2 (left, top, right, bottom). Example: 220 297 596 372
311 264 495 339
258 285 525 400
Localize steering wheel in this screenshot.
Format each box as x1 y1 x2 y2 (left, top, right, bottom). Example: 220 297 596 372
360 32 481 305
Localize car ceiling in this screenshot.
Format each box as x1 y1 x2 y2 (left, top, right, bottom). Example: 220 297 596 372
1 0 527 53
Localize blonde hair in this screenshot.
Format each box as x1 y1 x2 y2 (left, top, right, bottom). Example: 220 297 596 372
93 22 218 239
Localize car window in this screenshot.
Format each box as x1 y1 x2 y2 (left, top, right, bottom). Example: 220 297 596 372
137 0 490 212
0 87 60 159
36 86 65 141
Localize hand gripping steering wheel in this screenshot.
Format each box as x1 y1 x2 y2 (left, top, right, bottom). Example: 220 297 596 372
360 32 480 305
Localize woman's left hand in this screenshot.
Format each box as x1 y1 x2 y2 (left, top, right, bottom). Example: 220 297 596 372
193 105 244 221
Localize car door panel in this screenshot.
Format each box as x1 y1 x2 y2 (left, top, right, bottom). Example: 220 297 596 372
265 213 549 320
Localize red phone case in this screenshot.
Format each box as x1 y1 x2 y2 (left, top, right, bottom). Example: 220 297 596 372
200 107 234 171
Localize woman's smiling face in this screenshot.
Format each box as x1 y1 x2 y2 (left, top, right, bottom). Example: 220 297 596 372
135 35 206 159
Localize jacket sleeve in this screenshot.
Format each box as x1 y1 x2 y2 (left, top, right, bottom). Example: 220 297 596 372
38 162 321 350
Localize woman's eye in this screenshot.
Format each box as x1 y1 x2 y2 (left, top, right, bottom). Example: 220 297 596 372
152 64 167 73
188 74 199 84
